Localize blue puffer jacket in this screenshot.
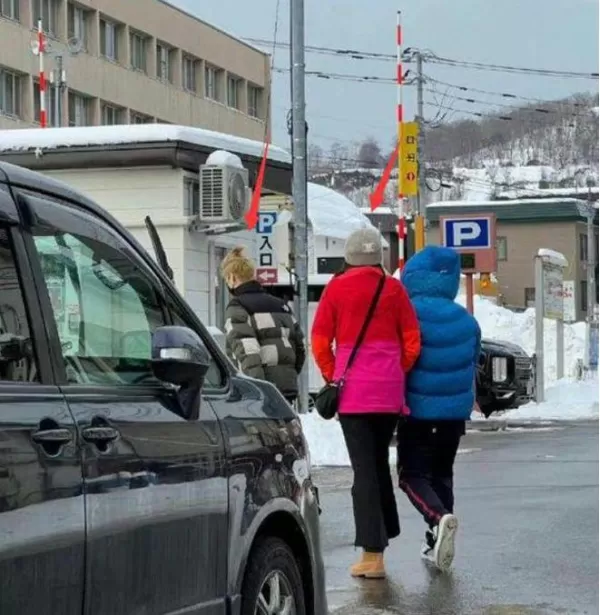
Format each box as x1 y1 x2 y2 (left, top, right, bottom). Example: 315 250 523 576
401 246 481 421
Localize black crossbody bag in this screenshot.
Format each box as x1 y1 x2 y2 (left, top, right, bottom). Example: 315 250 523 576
313 272 386 420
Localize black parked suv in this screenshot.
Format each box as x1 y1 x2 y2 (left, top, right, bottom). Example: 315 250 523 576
476 338 535 417
0 161 326 615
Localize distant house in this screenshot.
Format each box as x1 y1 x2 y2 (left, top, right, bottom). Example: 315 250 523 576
426 198 599 321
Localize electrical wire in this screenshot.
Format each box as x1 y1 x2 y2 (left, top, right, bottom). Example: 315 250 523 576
273 66 400 84
247 37 599 79
424 75 598 110
262 0 282 143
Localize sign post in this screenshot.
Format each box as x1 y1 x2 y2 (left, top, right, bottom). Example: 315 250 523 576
534 249 568 402
440 213 497 315
256 211 278 285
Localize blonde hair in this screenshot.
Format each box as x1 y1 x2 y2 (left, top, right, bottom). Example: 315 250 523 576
220 246 255 283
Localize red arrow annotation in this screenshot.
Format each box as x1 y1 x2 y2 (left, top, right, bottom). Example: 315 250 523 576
369 142 400 211
245 139 270 229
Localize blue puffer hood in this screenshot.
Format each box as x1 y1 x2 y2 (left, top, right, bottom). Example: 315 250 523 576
401 246 461 300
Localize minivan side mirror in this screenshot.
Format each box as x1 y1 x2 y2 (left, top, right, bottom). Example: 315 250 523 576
151 326 211 420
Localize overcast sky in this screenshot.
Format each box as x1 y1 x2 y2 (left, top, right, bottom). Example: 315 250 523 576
173 0 599 153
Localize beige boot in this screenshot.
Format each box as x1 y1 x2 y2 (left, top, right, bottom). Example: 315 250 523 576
350 551 386 579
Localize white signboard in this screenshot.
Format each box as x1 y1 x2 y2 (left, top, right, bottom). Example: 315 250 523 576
542 262 564 320
562 280 576 323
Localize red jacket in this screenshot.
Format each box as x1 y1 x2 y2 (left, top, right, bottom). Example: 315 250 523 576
311 267 421 414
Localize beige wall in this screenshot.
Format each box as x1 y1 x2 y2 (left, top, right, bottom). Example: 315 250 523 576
427 220 589 319
0 0 269 140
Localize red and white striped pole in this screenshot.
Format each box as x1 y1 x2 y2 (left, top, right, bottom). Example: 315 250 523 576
38 19 47 128
396 10 407 271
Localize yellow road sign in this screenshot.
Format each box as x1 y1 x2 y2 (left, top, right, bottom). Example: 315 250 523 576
398 121 419 197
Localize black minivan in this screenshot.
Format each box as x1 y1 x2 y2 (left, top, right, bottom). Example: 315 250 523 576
0 161 326 615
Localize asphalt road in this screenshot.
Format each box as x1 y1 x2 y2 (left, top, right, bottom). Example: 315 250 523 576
313 423 599 615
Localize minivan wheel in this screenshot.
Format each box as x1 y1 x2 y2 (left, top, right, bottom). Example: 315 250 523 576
241 537 306 615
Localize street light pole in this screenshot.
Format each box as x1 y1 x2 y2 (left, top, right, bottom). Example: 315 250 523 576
290 0 309 413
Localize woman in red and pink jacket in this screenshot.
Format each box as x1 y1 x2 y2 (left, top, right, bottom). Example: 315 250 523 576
312 227 421 579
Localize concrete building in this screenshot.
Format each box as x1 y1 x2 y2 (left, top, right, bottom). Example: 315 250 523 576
426 199 599 321
0 0 269 139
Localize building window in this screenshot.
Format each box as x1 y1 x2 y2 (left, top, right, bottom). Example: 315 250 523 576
227 75 241 109
205 65 221 101
156 42 173 82
100 18 118 61
68 92 90 126
67 3 88 47
183 178 200 216
580 233 588 262
33 80 58 124
182 55 197 93
130 111 153 124
247 84 262 118
317 257 345 274
100 102 123 125
581 280 588 312
33 0 58 35
130 31 147 73
496 236 507 261
0 0 19 21
0 68 21 117
524 287 535 307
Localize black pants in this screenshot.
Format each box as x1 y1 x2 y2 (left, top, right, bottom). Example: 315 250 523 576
339 413 400 552
397 419 464 528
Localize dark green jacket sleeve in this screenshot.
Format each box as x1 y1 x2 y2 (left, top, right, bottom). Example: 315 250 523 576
224 302 266 381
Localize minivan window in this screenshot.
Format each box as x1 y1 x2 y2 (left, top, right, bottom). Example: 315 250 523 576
32 230 165 385
0 227 38 382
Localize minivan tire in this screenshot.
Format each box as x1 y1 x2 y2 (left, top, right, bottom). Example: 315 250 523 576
241 536 307 615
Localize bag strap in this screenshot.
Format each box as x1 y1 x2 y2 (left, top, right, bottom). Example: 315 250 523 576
340 271 386 381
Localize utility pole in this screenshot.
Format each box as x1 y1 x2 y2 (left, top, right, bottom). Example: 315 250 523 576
413 49 426 252
290 0 309 413
586 179 597 371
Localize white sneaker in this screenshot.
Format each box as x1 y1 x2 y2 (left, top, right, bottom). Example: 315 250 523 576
432 514 459 571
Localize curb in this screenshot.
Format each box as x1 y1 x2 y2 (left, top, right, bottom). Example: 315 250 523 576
467 418 598 432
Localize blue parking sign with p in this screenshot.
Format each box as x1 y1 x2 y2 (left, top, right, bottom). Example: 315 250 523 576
443 217 491 250
256 212 278 235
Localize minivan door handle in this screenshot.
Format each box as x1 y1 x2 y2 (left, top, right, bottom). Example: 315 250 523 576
81 426 120 443
32 428 73 445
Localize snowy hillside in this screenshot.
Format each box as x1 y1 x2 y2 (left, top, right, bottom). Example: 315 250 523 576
308 92 599 205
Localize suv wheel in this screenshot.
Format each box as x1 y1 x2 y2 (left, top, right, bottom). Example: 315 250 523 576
242 537 306 615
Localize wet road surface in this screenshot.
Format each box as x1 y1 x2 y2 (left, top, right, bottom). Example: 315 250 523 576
313 423 598 615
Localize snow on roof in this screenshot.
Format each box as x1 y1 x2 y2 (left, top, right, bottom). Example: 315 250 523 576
307 182 389 245
538 248 569 268
427 197 587 208
498 186 599 199
0 125 291 164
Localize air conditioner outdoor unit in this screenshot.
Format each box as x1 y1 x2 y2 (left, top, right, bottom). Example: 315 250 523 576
198 164 250 224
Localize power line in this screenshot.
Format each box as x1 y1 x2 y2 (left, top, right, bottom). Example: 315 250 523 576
273 66 400 84
425 75 597 109
423 86 587 118
247 36 599 79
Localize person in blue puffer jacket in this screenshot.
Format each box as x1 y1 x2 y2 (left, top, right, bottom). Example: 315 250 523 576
397 245 481 572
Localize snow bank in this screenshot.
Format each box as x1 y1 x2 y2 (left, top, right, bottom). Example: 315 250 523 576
307 182 388 244
462 294 586 382
0 125 291 164
501 377 598 421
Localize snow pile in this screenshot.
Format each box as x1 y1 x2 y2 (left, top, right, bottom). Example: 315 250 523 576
462 294 586 382
0 125 291 164
205 149 244 169
501 377 598 421
307 182 388 243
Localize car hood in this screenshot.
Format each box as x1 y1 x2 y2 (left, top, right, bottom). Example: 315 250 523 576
482 338 530 358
